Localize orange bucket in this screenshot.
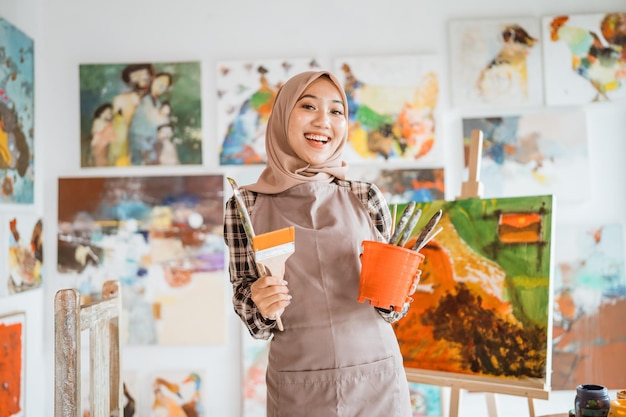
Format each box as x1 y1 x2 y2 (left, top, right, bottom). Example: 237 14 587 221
357 240 425 312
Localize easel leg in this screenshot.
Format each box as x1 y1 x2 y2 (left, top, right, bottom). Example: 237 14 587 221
449 386 461 417
486 393 499 417
528 397 536 417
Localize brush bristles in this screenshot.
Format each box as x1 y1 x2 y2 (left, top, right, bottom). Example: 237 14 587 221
252 226 295 250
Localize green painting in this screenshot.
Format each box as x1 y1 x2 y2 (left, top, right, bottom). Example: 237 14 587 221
79 61 202 167
392 195 554 388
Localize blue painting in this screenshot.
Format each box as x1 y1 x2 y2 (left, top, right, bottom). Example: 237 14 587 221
0 18 34 204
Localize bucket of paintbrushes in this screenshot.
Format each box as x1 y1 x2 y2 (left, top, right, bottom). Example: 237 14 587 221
357 240 424 312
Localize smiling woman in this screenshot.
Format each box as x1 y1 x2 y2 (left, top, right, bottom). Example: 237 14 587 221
224 71 415 417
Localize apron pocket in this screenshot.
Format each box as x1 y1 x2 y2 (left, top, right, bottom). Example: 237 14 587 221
273 356 402 417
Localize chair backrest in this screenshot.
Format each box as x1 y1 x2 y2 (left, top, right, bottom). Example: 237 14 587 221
54 280 122 417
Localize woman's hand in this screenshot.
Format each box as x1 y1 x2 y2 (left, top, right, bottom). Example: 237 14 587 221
251 274 291 320
408 270 422 296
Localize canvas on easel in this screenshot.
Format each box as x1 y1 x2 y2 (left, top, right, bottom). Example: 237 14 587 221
392 130 554 417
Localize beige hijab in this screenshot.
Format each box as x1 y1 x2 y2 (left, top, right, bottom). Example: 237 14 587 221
244 70 349 194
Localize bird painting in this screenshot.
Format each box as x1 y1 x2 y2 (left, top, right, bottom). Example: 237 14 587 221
547 13 626 103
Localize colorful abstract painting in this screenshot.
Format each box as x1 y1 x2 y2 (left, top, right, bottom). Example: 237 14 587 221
449 18 544 109
0 18 34 204
552 223 626 389
149 371 205 416
57 175 225 345
79 61 202 167
348 166 445 204
408 382 443 417
462 110 589 203
333 55 443 164
0 311 25 417
542 13 626 106
217 58 321 165
242 335 269 417
5 214 42 296
392 195 554 389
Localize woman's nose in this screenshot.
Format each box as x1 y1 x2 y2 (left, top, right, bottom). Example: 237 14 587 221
312 111 330 127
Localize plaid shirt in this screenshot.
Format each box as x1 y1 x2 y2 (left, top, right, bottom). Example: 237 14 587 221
223 179 408 340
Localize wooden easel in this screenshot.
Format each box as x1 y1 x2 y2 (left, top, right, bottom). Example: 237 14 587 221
429 128 550 417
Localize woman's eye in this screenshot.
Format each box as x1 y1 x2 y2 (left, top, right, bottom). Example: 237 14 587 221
301 103 315 110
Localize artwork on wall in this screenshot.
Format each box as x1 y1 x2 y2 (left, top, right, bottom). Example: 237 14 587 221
0 311 25 417
57 175 225 345
150 371 204 416
552 223 626 389
79 61 202 167
0 18 35 205
461 110 589 203
242 335 269 417
5 214 42 296
542 12 626 106
217 57 322 165
449 18 544 109
347 166 445 204
392 195 554 389
408 382 443 417
333 55 443 164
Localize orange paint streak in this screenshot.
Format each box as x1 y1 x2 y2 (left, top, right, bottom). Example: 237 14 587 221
0 322 23 416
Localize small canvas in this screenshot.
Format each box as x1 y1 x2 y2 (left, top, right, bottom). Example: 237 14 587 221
393 195 554 389
542 13 626 105
242 334 270 417
333 55 443 164
148 370 205 417
462 110 589 203
0 18 35 204
408 382 443 417
79 61 202 167
217 58 322 165
552 223 626 389
449 18 544 109
0 311 25 417
6 215 42 296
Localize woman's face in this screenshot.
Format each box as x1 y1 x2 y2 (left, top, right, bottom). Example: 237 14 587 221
287 77 347 166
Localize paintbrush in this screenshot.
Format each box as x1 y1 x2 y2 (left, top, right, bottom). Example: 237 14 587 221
414 225 443 252
396 208 422 247
227 177 288 331
390 201 416 246
411 209 443 251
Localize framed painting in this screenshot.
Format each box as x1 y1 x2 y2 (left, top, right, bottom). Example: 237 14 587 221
348 166 445 204
333 55 444 165
79 61 202 167
392 195 554 391
0 18 35 204
461 110 589 203
449 17 544 109
552 223 626 389
542 13 626 106
57 175 225 345
6 214 42 296
217 57 322 165
0 311 25 417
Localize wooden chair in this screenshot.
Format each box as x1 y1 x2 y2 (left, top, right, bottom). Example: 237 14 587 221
54 280 123 417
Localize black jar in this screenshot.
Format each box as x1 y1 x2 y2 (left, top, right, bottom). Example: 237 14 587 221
575 384 611 417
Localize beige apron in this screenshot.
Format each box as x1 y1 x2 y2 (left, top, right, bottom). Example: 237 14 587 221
251 181 411 417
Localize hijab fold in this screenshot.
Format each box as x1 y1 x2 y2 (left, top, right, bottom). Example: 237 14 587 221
244 71 349 194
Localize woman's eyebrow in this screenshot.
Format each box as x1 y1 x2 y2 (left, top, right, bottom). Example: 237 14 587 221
298 94 344 107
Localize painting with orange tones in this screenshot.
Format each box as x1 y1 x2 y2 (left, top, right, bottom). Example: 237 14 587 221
333 55 443 165
348 167 445 204
392 195 554 389
217 58 321 165
552 223 625 389
0 311 25 417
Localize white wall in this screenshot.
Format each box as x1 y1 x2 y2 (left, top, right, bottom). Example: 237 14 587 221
2 0 624 415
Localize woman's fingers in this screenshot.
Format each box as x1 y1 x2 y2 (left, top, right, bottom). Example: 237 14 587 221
251 275 291 318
